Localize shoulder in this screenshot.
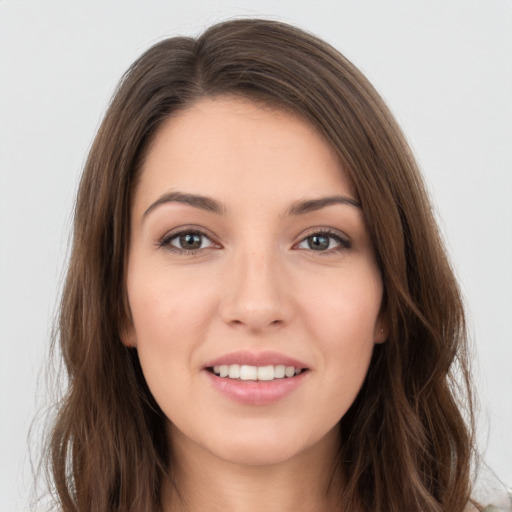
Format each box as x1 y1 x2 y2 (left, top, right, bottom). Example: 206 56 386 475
466 501 512 512
470 465 512 512
468 487 512 512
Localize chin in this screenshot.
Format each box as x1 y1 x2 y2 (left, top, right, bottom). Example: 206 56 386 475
203 422 331 468
216 439 304 467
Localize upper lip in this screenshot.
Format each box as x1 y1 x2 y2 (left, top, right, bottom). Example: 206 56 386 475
204 350 309 369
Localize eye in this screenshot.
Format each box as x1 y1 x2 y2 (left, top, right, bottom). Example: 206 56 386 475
296 231 351 252
159 230 215 254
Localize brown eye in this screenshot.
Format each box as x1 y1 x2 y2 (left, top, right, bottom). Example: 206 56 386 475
176 233 203 250
160 230 215 253
296 231 351 252
307 234 330 251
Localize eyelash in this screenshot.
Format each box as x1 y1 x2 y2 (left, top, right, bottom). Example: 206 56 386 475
296 229 352 252
157 228 216 255
157 228 351 255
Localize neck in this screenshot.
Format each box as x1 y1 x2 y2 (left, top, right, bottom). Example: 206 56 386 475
161 425 342 512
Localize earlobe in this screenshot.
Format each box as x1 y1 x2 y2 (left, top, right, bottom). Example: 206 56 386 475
120 301 137 347
375 328 386 344
120 325 137 348
374 316 389 344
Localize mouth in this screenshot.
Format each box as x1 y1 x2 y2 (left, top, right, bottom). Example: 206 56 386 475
207 364 308 381
203 351 310 404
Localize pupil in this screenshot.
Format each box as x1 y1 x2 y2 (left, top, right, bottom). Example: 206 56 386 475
180 233 201 249
309 235 329 250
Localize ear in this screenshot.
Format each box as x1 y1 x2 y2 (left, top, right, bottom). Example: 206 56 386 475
119 295 137 347
120 323 138 348
374 312 389 344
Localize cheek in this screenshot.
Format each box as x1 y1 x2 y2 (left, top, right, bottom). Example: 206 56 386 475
129 262 216 338
126 264 219 382
298 266 382 403
300 265 383 343
126 267 223 429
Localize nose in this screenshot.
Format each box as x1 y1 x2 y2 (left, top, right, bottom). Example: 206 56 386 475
220 248 293 333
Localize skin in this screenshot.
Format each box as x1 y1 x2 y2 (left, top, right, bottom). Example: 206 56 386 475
124 96 387 512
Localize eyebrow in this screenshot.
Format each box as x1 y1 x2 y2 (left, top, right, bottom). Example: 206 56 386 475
142 191 361 219
143 192 225 218
286 195 361 215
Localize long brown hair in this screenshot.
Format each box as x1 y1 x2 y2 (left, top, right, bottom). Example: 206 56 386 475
46 18 476 511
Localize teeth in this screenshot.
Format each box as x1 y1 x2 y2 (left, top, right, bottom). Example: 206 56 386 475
211 364 303 381
257 365 274 381
285 366 295 378
274 365 286 378
228 364 240 379
239 365 258 380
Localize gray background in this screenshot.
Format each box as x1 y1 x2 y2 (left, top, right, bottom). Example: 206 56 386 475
1 1 511 510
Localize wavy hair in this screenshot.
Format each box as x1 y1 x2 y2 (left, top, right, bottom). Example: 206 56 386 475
46 18 476 511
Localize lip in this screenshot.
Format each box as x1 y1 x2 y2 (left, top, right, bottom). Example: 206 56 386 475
204 369 309 405
203 350 309 369
202 350 310 406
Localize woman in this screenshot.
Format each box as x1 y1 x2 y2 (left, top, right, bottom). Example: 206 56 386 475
46 18 493 511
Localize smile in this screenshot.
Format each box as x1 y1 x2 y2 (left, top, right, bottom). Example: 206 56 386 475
210 364 304 381
203 351 310 404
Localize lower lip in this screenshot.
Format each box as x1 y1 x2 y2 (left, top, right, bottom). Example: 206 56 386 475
204 370 308 405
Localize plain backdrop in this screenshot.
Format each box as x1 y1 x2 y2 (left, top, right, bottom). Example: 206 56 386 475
0 1 511 511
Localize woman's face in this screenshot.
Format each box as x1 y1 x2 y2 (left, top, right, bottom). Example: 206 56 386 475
125 96 386 467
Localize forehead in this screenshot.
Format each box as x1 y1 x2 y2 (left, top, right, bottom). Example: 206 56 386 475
135 96 357 212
